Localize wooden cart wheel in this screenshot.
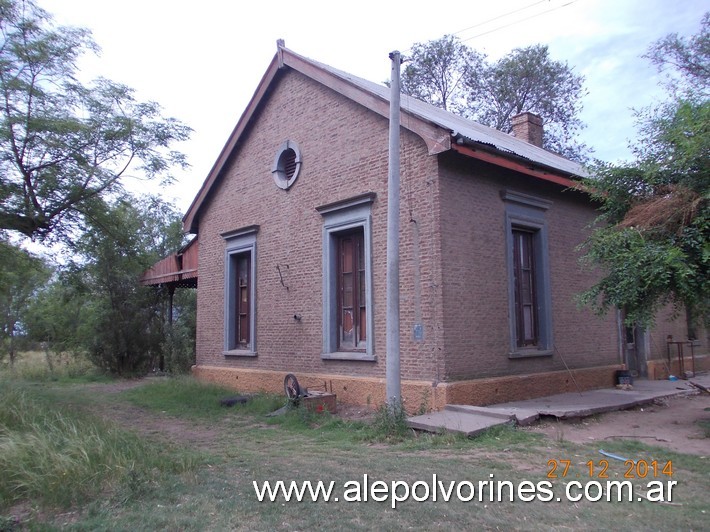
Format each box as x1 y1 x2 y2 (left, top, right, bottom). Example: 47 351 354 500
284 373 301 404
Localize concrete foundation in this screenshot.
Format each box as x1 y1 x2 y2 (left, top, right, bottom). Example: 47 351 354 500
193 363 622 413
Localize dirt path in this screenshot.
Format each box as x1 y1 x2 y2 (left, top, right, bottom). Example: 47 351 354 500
526 394 710 456
81 378 224 449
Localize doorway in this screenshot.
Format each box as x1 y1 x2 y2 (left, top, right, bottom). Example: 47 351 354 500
621 316 648 378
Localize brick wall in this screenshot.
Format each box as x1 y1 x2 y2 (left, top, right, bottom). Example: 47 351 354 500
436 154 620 380
639 305 709 379
645 305 709 360
194 69 444 382
193 67 629 405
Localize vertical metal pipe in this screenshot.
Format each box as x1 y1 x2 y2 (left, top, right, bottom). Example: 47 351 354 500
386 51 402 408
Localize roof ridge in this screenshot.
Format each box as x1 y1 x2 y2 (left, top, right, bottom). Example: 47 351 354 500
279 44 586 178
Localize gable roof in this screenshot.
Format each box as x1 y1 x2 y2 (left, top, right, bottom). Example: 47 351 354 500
183 44 587 234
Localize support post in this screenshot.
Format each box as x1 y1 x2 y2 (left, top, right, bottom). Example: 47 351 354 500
161 284 175 372
386 50 402 409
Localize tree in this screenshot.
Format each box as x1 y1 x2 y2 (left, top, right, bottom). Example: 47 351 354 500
0 0 191 240
644 12 709 99
0 237 50 364
401 34 484 115
466 44 588 160
20 193 195 375
65 194 191 375
400 35 588 161
24 265 93 360
579 14 709 328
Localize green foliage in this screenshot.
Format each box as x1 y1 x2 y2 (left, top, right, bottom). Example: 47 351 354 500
0 0 191 240
400 35 588 161
366 402 411 442
579 227 698 325
160 290 197 374
580 14 709 327
471 44 587 160
20 193 194 376
0 0 197 376
644 12 709 99
73 195 190 375
0 239 50 364
23 268 94 358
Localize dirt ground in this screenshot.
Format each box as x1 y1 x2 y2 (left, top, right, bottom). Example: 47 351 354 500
86 378 710 457
525 393 710 456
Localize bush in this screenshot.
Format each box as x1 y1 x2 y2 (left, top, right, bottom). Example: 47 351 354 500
160 324 195 374
368 402 411 441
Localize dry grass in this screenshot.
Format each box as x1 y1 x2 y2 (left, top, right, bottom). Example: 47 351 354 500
620 185 704 234
0 350 100 382
0 380 199 510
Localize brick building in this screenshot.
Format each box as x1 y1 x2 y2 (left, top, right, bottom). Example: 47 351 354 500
152 43 706 411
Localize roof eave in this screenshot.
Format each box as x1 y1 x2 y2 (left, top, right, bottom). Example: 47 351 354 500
451 139 585 190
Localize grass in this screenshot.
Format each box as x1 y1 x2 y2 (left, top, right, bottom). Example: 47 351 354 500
122 375 287 420
365 402 412 442
0 380 200 510
1 370 709 530
698 419 710 438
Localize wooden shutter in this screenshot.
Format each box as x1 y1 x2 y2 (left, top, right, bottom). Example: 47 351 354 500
513 229 538 347
337 230 365 350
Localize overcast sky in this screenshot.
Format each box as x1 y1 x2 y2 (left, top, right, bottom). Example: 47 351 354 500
48 0 707 213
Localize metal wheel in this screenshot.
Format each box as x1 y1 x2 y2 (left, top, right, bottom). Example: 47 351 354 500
284 373 301 404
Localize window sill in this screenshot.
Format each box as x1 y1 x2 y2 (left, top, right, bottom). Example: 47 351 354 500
508 349 553 359
321 351 376 362
223 350 257 358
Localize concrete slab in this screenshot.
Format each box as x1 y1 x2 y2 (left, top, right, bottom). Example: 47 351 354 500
446 404 539 426
407 409 511 437
444 404 513 420
493 375 710 420
408 373 710 436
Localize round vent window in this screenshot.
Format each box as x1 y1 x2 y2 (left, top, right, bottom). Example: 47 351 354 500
272 140 302 190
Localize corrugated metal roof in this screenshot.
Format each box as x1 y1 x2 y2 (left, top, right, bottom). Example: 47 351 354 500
309 55 587 178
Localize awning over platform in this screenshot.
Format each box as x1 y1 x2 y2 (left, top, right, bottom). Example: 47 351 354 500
140 237 198 288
